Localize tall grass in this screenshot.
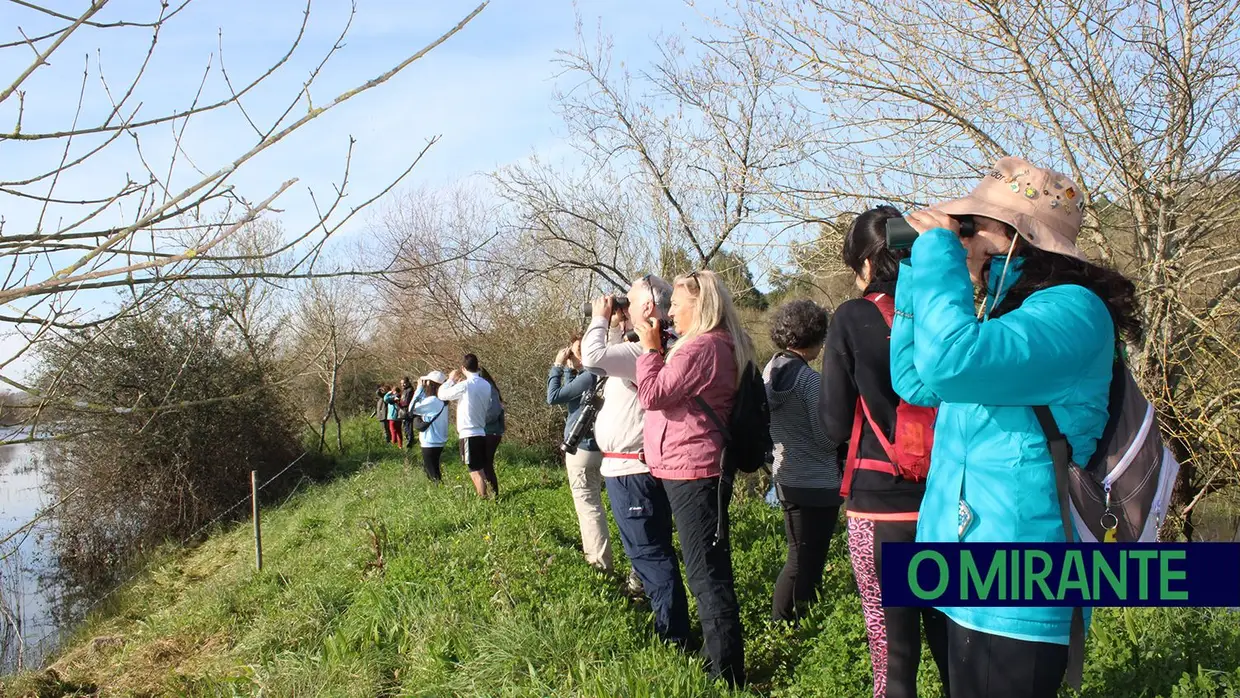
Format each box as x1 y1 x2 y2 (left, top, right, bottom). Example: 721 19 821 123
5 418 1239 697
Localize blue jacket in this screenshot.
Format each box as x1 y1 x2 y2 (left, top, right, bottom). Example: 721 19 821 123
890 228 1113 645
546 365 598 452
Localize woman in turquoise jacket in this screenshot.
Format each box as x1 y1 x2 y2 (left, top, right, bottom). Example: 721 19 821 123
889 157 1142 698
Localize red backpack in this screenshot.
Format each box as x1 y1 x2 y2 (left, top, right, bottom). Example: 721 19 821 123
840 293 938 497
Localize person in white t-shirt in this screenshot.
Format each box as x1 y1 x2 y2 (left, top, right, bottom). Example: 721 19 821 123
408 371 450 482
438 353 495 498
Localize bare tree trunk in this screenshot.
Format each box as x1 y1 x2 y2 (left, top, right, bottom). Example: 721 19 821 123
324 362 342 452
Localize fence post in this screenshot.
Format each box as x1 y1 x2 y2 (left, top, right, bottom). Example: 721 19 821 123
251 470 263 572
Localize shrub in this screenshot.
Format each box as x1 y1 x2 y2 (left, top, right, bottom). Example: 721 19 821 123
37 303 305 587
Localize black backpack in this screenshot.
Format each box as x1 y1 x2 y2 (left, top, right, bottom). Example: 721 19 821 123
694 360 774 476
695 360 772 547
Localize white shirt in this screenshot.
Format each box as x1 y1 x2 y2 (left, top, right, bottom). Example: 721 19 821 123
580 316 649 478
409 386 449 448
438 372 491 438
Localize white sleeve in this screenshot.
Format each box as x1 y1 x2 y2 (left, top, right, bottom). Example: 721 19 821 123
438 380 466 402
580 316 640 381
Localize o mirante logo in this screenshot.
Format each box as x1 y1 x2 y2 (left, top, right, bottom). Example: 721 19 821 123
881 543 1240 608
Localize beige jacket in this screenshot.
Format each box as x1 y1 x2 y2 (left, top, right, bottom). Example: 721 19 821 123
580 316 649 478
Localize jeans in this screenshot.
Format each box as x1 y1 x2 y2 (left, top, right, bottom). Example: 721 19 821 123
663 477 745 687
565 448 612 571
946 619 1068 698
847 516 950 698
772 501 840 622
606 473 690 647
421 446 444 482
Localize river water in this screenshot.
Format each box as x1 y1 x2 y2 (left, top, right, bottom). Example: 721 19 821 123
0 429 63 675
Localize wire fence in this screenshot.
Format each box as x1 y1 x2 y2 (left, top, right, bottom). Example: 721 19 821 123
0 450 310 674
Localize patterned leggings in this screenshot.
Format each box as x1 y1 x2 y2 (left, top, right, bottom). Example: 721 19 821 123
847 515 951 698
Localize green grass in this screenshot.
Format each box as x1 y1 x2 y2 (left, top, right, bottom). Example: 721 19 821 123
5 420 1240 697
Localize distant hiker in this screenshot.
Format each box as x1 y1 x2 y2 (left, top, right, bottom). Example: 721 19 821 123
383 387 404 449
763 298 840 623
439 354 496 499
410 371 450 482
376 385 391 443
477 365 505 496
398 376 415 449
547 333 614 573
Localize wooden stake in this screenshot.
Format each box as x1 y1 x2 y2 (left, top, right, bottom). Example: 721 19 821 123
251 470 263 571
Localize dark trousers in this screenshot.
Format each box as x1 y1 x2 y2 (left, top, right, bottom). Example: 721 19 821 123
946 619 1069 698
847 516 950 698
663 477 745 687
380 420 391 442
421 446 444 482
606 473 690 647
772 501 840 622
403 419 415 448
483 435 502 493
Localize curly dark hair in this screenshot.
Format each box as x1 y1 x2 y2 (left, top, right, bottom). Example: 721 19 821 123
769 299 830 351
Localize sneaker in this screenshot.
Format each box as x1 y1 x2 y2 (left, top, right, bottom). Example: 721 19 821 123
627 569 644 595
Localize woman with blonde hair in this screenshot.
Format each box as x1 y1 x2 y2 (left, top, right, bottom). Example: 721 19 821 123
633 269 756 687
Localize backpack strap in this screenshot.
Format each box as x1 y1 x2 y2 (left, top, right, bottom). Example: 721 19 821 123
841 396 899 498
842 398 864 498
1033 405 1085 693
857 396 899 464
865 292 896 329
694 396 730 443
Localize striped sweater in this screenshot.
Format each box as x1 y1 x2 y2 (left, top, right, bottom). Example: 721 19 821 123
763 352 841 505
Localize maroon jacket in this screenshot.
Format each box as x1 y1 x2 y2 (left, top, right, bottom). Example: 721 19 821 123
636 329 737 480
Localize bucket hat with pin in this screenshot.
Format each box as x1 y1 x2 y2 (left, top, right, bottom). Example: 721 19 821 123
933 156 1088 261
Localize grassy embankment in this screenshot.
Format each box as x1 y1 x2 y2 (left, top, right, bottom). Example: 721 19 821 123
4 418 1240 697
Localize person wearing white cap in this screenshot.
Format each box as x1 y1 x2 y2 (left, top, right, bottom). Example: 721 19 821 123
890 157 1143 698
409 370 450 482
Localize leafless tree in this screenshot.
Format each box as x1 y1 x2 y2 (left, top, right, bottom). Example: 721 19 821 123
734 0 1240 538
0 0 488 430
294 276 373 453
494 17 814 293
368 183 587 446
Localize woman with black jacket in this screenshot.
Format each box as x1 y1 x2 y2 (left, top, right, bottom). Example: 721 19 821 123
818 206 950 698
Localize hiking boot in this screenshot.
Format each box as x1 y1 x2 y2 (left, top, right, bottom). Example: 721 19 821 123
627 569 644 595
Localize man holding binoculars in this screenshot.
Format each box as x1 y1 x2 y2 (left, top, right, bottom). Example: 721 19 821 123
580 274 691 650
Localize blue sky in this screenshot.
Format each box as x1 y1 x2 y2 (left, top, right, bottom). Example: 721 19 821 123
0 0 716 247
0 0 718 378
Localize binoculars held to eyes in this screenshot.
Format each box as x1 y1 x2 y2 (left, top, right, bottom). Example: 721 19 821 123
580 294 630 318
886 214 977 250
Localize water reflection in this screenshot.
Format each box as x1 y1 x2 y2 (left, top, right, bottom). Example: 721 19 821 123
0 428 64 674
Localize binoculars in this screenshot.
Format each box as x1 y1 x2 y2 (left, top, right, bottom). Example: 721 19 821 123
886 214 976 250
580 294 630 317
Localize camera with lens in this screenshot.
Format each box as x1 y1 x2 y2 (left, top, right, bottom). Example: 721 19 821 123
623 318 672 346
580 294 630 318
562 378 607 455
886 214 977 250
